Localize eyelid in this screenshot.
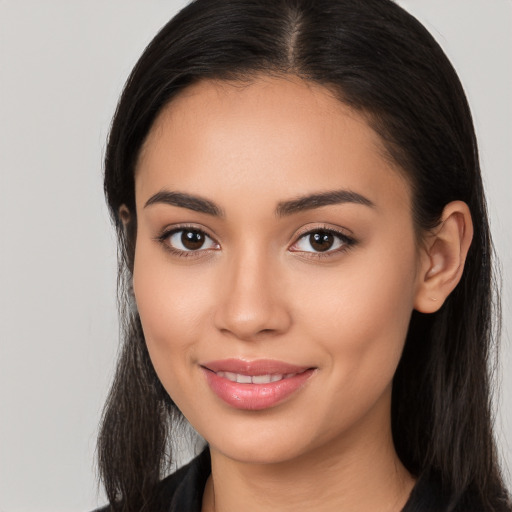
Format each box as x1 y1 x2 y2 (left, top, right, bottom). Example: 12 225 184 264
156 223 218 241
154 224 220 257
292 223 354 240
288 224 356 256
153 222 356 259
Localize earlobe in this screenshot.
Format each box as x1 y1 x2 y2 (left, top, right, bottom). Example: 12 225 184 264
119 204 131 226
414 201 473 313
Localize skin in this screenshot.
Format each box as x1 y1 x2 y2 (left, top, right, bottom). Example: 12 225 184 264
131 76 472 512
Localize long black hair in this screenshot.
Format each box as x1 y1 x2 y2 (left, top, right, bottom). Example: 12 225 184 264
98 0 510 510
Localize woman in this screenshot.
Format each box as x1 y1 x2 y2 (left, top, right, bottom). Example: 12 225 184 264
96 0 511 510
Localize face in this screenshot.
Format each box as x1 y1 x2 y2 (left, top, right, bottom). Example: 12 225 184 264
133 76 423 465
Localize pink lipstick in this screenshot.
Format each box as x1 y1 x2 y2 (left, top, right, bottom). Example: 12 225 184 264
201 359 315 410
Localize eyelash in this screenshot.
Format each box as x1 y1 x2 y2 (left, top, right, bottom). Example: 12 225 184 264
154 224 219 259
290 226 356 259
154 224 357 260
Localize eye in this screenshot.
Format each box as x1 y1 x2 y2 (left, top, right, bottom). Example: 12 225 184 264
290 228 355 254
160 228 219 253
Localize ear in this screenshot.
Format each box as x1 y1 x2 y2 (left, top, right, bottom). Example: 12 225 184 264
414 201 473 313
119 204 131 226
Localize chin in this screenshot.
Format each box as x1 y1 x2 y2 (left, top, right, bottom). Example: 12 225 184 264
212 436 306 465
192 410 322 465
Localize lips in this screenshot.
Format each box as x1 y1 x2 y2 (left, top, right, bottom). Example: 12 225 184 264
215 371 297 384
201 359 315 410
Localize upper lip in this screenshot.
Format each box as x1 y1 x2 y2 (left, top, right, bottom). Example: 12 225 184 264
201 358 312 376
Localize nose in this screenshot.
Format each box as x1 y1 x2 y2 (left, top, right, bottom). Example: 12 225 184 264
213 247 292 341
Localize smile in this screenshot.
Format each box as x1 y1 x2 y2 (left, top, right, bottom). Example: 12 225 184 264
214 372 299 384
201 359 316 410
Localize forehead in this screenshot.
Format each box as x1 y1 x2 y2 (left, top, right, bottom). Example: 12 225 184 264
135 76 411 216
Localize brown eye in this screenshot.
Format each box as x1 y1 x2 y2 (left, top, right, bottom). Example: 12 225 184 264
181 230 206 250
165 228 218 252
309 232 334 252
290 228 354 255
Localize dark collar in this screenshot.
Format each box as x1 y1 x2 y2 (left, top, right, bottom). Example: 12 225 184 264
160 448 211 512
157 448 450 512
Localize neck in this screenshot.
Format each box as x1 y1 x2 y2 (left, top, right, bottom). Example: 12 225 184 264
201 393 415 512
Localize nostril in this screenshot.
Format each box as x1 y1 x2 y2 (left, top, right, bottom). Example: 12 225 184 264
213 276 293 339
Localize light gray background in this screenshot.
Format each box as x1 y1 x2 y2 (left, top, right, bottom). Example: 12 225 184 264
0 1 510 510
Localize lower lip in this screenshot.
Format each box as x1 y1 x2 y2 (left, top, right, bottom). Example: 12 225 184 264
202 368 315 410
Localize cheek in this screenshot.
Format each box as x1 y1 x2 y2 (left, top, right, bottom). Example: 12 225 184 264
132 241 214 386
296 242 418 391
132 222 419 425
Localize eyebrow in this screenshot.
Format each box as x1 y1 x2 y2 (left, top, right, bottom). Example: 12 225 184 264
144 188 374 217
144 190 224 216
275 190 375 217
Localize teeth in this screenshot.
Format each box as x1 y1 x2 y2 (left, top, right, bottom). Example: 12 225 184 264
224 372 237 382
216 372 291 384
252 374 274 384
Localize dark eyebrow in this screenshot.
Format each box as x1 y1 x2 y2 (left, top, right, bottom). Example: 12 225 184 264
144 189 373 218
144 190 224 217
275 189 375 217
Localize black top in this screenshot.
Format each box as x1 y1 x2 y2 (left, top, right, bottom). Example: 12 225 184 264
94 448 479 511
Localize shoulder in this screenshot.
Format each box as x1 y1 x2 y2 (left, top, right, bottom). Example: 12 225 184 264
92 448 211 512
402 473 449 512
403 472 512 512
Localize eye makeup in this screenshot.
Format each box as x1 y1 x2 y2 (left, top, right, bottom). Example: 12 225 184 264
289 225 357 259
153 222 357 260
153 223 220 259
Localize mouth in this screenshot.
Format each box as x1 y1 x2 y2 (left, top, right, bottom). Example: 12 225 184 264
200 359 316 410
213 371 301 384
